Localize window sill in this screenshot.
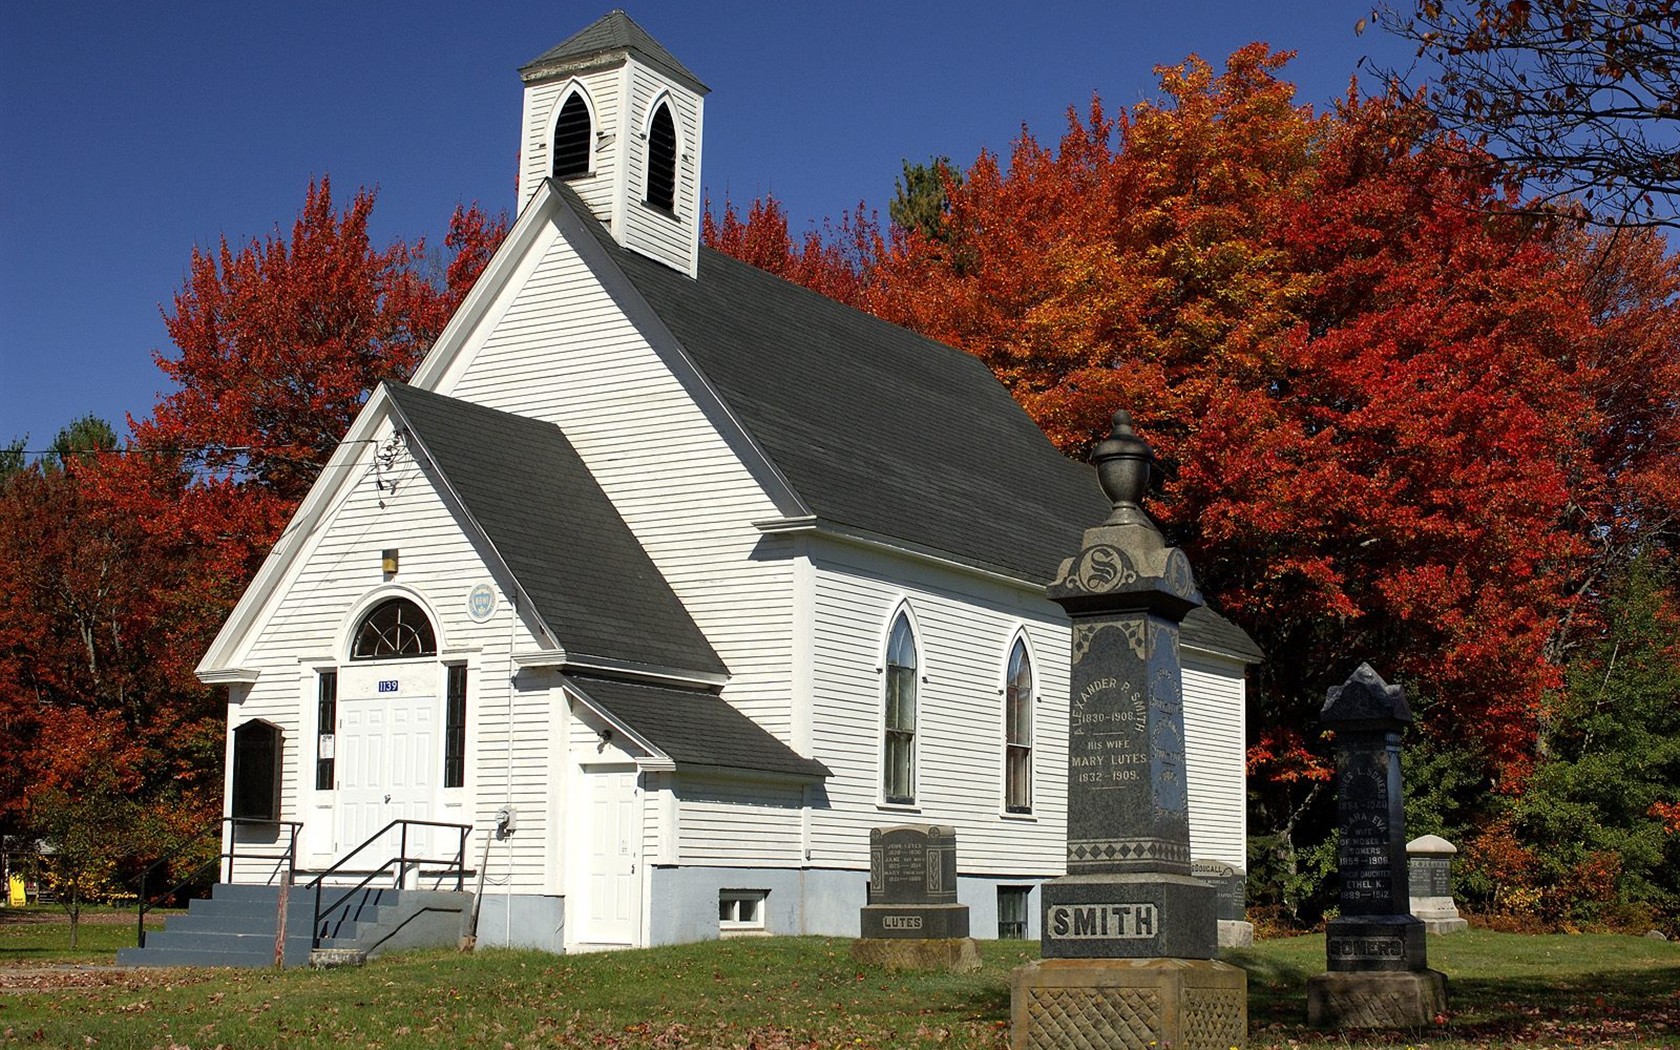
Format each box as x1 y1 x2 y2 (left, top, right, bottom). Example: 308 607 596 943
999 810 1037 822
876 802 921 814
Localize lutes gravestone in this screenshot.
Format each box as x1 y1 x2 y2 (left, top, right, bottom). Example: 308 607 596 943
853 825 979 972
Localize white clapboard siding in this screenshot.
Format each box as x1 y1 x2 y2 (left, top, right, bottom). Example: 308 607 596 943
1183 654 1249 866
806 541 1249 879
520 67 623 217
237 420 553 891
618 64 701 275
440 225 796 747
673 777 805 866
804 544 1073 877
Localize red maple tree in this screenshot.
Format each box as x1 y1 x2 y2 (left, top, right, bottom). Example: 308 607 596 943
0 180 506 842
706 47 1680 802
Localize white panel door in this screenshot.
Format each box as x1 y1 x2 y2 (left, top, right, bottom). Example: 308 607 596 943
582 769 642 945
336 694 437 863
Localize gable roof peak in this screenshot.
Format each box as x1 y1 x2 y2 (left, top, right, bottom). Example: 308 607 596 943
520 10 708 94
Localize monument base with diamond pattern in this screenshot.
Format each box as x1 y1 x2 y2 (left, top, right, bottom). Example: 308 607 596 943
1010 957 1246 1050
1307 968 1447 1029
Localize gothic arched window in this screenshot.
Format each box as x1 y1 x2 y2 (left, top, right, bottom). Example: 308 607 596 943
552 92 592 179
1004 637 1034 813
644 101 677 212
351 598 437 660
882 612 918 804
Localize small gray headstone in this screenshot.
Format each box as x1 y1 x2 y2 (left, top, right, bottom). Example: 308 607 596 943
1407 834 1468 934
1190 860 1246 922
858 825 969 939
870 825 958 906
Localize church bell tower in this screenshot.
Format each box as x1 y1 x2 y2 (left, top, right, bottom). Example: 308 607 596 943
518 11 709 278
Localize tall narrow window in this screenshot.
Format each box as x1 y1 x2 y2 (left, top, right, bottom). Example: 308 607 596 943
351 598 436 660
644 101 677 212
1005 638 1034 813
231 720 282 822
883 613 918 804
316 671 338 791
444 665 467 789
552 93 591 178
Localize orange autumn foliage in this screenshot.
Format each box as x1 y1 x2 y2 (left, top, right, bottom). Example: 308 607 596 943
707 46 1680 797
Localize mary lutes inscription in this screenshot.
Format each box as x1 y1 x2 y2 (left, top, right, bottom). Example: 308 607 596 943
1009 410 1245 1050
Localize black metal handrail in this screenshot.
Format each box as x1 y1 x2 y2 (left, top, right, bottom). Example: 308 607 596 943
135 817 302 948
307 819 471 949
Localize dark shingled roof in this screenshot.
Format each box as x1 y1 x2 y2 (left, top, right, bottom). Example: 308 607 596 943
560 188 1263 664
385 382 726 678
520 11 707 94
566 674 830 778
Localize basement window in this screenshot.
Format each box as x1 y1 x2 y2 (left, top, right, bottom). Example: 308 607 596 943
998 885 1031 940
718 890 767 935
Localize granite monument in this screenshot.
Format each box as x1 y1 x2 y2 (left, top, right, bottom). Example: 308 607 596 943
1306 664 1449 1029
1010 409 1246 1050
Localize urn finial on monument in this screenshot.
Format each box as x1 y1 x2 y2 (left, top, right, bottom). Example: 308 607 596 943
1048 411 1201 621
1093 409 1157 529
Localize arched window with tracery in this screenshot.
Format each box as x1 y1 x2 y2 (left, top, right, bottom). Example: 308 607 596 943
882 611 918 804
1004 637 1034 813
351 598 437 660
552 92 592 178
644 101 677 212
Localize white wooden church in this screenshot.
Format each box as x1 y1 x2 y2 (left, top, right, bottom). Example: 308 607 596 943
196 11 1261 952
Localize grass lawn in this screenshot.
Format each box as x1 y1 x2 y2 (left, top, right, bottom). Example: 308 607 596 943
0 925 1673 1048
0 907 166 966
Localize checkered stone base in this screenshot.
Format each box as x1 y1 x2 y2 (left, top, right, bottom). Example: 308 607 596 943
1011 957 1247 1050
1023 987 1160 1050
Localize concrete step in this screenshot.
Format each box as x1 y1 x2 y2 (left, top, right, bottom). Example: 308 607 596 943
119 936 321 968
153 910 323 938
207 883 285 904
123 884 470 968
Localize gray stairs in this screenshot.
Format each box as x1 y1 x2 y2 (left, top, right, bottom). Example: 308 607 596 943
118 883 470 968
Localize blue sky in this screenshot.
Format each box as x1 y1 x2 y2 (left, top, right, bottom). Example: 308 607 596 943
1 2 1419 451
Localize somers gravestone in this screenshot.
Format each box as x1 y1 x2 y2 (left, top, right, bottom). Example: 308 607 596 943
853 825 979 972
1010 410 1246 1050
1306 664 1448 1029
